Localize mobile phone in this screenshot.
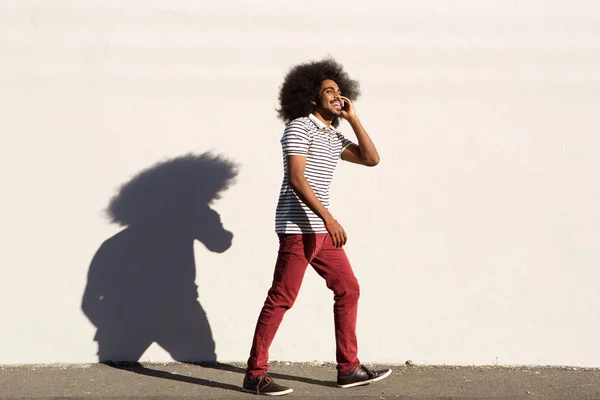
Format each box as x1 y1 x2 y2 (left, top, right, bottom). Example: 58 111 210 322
341 99 345 109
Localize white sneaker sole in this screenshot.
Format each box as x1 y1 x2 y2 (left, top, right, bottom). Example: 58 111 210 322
242 387 294 396
337 368 392 388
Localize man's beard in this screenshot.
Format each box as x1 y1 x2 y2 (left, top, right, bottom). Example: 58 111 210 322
320 106 341 127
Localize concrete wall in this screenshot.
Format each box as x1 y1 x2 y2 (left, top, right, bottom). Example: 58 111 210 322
1 0 599 366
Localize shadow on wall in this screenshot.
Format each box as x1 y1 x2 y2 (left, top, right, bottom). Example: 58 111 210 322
81 152 238 362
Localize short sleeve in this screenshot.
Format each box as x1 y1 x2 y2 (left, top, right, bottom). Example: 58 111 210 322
337 133 354 159
281 120 311 157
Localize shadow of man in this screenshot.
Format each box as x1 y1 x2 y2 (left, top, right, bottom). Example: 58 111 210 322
82 152 238 363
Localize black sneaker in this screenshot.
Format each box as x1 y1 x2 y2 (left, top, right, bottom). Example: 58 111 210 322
242 373 293 396
337 365 392 388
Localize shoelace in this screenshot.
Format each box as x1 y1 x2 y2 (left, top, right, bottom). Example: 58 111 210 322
361 365 376 378
255 373 272 394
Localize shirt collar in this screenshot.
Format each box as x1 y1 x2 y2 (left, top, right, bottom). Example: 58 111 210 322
308 114 338 134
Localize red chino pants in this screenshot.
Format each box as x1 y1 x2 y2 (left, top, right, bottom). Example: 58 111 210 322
246 233 361 379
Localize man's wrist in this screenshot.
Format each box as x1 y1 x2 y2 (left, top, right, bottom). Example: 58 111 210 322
346 115 360 126
323 214 336 226
324 219 338 228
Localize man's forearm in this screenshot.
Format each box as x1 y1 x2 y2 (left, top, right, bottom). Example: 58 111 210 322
289 176 335 225
347 116 380 166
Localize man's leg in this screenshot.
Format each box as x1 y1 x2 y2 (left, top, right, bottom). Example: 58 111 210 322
310 235 361 375
311 235 392 388
246 234 317 380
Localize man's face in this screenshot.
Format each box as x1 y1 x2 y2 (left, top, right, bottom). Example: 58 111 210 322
313 79 343 118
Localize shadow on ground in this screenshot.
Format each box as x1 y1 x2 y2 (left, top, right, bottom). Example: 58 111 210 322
107 362 337 393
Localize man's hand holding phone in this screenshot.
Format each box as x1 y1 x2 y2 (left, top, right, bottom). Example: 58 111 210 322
340 96 356 121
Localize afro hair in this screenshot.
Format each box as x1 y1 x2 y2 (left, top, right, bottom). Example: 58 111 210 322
277 57 360 127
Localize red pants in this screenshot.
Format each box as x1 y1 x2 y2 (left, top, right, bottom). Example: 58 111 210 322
246 233 361 379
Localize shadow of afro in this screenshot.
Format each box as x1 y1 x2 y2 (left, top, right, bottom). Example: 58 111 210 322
277 57 361 126
107 153 238 227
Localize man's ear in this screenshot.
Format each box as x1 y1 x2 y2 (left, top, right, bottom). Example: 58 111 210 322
310 100 317 106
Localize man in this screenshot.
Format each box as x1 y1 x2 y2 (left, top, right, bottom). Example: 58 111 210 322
243 58 391 396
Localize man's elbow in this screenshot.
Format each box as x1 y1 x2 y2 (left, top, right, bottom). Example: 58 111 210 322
364 156 380 167
287 174 304 189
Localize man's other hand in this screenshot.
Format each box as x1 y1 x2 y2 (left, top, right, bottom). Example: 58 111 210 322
326 220 347 248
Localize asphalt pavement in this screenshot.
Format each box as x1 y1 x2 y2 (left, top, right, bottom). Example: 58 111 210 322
1 362 599 399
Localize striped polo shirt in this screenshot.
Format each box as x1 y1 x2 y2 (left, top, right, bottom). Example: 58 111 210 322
275 114 353 234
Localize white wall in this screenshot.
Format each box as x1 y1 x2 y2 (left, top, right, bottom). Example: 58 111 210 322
1 0 599 366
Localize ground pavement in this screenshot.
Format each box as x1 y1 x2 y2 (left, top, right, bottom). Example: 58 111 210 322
1 362 599 399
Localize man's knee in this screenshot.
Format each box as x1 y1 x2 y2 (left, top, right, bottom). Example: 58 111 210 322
265 284 300 310
333 277 360 302
347 278 360 301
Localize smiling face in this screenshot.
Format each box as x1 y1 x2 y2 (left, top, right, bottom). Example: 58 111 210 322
312 79 343 120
